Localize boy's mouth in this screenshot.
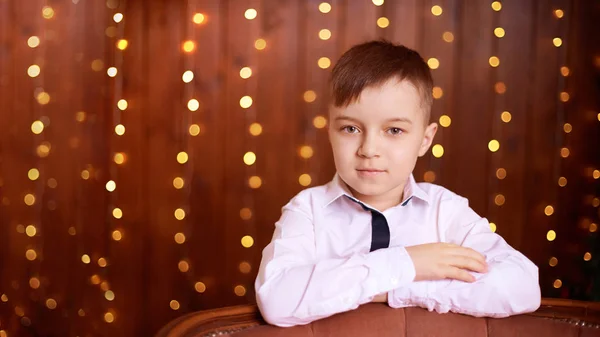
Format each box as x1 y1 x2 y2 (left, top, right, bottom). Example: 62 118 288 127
356 168 386 176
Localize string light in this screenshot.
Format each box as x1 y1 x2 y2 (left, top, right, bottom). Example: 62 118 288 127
494 27 505 38
431 5 442 16
317 57 331 69
432 144 444 158
427 58 439 69
442 32 454 42
318 2 332 13
244 8 257 20
318 29 331 40
193 13 206 24
376 17 390 28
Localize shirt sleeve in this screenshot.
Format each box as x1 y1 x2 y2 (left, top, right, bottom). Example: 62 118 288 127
388 195 541 317
255 192 417 327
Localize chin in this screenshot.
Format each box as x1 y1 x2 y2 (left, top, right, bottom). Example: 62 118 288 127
345 178 386 197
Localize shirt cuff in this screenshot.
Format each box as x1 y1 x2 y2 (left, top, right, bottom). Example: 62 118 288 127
364 246 416 295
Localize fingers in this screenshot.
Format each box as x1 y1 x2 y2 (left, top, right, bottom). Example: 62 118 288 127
446 267 476 283
447 246 487 267
449 255 487 273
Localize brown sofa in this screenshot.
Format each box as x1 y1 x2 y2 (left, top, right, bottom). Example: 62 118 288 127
156 298 600 337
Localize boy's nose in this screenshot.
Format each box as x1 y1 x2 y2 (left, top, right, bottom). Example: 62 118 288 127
357 134 380 158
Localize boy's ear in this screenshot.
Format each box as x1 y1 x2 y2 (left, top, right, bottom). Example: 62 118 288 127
418 123 438 157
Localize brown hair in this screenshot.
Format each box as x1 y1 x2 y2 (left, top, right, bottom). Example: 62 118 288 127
330 40 434 121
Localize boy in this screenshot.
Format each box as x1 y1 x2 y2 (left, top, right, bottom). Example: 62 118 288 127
255 40 541 327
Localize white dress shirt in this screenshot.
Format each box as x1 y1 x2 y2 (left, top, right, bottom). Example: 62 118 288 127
255 173 541 327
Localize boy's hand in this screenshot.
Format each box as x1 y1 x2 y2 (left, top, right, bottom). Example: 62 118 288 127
406 243 488 283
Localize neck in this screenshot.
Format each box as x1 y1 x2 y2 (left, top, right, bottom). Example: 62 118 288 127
347 182 406 212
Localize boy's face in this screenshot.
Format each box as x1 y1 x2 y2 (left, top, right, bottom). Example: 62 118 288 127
328 79 438 209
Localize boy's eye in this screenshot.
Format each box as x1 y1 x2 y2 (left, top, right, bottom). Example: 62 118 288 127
388 127 403 135
342 126 359 133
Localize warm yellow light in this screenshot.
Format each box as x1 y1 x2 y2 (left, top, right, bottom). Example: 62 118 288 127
372 0 384 5
496 168 507 179
112 230 122 241
489 56 500 67
432 144 444 158
117 39 128 50
46 299 57 309
439 115 451 127
115 124 125 135
240 67 252 79
106 180 116 192
29 277 40 289
432 86 443 99
549 257 558 267
178 260 189 272
189 124 201 136
319 2 332 13
560 147 570 158
303 90 317 103
501 111 512 123
544 205 554 216
234 285 247 296
28 65 41 78
195 282 206 293
559 92 569 102
249 176 262 189
27 168 40 181
376 17 390 28
442 32 454 42
491 1 502 11
82 254 91 264
488 140 500 152
28 36 40 48
255 39 267 50
170 300 180 310
594 170 600 179
431 5 442 16
318 57 331 69
31 120 44 134
104 312 115 323
249 123 263 136
427 58 439 69
174 208 186 220
560 66 569 76
24 194 36 206
37 143 51 157
174 233 186 244
26 225 37 237
241 235 254 248
182 70 194 83
313 116 327 129
182 40 196 53
113 13 123 23
494 27 505 38
26 249 37 261
105 290 115 301
547 230 556 241
244 8 257 20
553 279 562 288
177 152 189 164
243 152 257 165
117 99 128 110
554 9 564 19
319 29 331 40
173 177 184 189
299 174 312 186
112 207 123 219
42 6 55 19
81 170 90 180
92 59 104 72
193 13 206 24
113 153 126 165
494 194 505 206
188 99 200 111
36 92 50 105
98 257 108 267
300 145 314 159
558 176 567 187
590 223 598 233
107 67 118 77
240 96 253 109
553 37 562 47
489 222 496 232
584 252 592 261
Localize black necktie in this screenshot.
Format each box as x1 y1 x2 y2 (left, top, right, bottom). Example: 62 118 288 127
346 197 390 252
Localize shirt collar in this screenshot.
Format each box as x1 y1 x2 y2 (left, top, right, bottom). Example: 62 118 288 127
323 173 430 209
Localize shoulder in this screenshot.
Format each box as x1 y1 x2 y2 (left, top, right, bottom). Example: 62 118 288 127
416 181 469 206
282 183 331 219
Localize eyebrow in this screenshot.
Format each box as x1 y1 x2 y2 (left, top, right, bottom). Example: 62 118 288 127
334 116 413 125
